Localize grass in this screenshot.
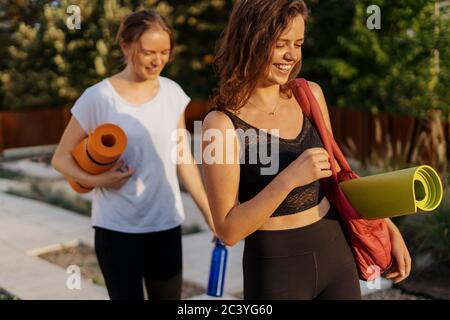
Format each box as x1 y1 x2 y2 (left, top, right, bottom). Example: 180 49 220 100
6 181 92 216
0 288 19 300
0 166 24 180
397 183 450 267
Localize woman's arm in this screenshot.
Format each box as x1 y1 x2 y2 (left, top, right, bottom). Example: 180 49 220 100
51 117 134 189
384 217 412 283
201 111 300 246
176 112 215 234
51 117 98 187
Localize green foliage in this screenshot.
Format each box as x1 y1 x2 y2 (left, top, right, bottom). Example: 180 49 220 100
159 0 233 99
398 208 450 266
0 0 449 117
6 181 92 216
0 0 231 109
304 0 450 117
0 165 24 180
0 0 41 106
1 0 130 109
0 288 18 300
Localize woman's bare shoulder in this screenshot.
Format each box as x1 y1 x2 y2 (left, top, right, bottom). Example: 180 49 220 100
203 109 235 131
307 81 323 95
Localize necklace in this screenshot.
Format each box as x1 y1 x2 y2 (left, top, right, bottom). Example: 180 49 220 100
247 96 280 116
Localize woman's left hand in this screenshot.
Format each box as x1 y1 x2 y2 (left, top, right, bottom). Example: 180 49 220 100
384 224 412 284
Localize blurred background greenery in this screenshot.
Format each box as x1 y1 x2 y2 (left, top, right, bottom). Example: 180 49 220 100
0 0 233 108
1 0 449 117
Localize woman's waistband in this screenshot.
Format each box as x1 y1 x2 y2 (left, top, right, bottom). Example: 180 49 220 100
244 205 344 258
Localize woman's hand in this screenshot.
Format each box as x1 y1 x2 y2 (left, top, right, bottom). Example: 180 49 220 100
284 147 333 188
384 224 412 284
93 160 136 190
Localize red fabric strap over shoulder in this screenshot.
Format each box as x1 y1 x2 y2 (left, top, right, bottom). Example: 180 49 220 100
290 78 354 175
290 78 393 280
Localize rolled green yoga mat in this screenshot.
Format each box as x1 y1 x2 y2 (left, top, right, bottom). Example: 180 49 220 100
339 165 443 219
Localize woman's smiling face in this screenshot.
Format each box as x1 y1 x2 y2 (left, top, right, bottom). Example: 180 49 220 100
122 28 171 81
264 14 305 86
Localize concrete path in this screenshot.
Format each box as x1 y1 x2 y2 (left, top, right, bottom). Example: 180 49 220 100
0 191 107 299
0 176 239 299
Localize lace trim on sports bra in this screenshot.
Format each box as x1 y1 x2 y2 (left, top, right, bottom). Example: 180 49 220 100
222 109 325 217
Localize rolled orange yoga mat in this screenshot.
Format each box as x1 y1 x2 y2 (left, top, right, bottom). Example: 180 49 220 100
68 123 127 193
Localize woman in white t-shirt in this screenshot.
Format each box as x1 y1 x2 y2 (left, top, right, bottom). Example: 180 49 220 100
51 10 215 300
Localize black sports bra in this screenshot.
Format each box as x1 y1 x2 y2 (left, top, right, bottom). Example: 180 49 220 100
219 108 325 217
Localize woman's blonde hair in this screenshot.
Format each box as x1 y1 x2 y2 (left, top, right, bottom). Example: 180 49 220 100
115 9 175 65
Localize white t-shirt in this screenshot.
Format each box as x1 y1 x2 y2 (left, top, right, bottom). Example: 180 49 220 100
70 76 190 233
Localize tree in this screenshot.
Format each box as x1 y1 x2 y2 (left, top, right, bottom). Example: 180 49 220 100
304 0 450 171
305 0 450 117
0 0 231 109
158 0 232 100
0 0 42 107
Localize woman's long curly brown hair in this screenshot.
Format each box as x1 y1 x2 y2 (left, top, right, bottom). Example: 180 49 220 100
213 0 309 112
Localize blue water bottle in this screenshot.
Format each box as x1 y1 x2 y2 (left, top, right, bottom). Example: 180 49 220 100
207 239 228 297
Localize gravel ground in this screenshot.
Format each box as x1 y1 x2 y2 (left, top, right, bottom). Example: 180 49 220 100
362 288 430 300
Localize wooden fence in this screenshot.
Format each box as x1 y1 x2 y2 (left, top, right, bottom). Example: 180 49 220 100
0 102 449 171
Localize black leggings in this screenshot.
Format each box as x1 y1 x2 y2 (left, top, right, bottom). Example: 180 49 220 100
243 205 362 300
94 225 182 300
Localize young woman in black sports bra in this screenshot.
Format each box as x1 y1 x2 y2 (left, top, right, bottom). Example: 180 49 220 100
202 0 411 300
